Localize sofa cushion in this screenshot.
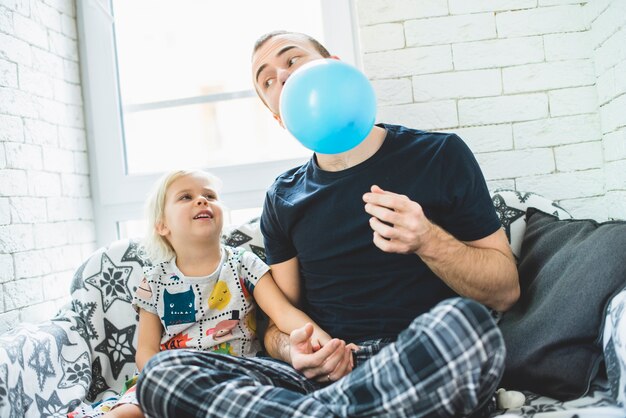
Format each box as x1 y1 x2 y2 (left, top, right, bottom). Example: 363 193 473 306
499 208 626 400
491 189 572 258
603 287 626 407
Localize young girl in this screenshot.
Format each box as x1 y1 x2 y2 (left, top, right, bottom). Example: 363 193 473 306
98 169 331 417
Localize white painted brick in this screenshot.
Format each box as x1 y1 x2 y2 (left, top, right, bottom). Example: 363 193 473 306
10 197 47 223
0 114 24 142
62 58 80 83
590 1 626 49
48 30 78 61
2 0 30 16
583 0 611 27
0 33 32 66
549 86 598 117
357 0 448 25
360 23 404 53
74 151 90 174
554 141 603 172
3 277 43 309
42 146 73 172
514 114 600 148
0 58 18 88
0 169 28 195
371 78 412 105
405 13 495 47
496 5 585 38
65 220 96 244
539 0 587 5
449 0 536 15
80 242 97 260
377 100 458 130
0 144 4 169
31 47 64 79
13 248 55 277
602 129 626 162
606 160 626 190
596 68 615 106
593 28 626 75
58 126 86 151
600 94 626 134
459 94 548 126
0 310 19 334
412 69 501 102
60 13 76 39
558 196 608 221
35 96 65 125
18 66 55 99
544 32 591 61
0 198 9 225
0 87 39 119
0 224 34 252
42 271 72 300
13 13 48 49
4 142 43 170
487 179 516 193
32 0 61 32
47 196 80 221
0 253 13 283
60 103 84 128
606 191 626 221
516 169 604 200
0 6 13 33
475 148 555 180
364 45 452 78
24 118 58 146
452 37 544 70
58 244 82 271
43 0 75 17
453 124 513 153
503 59 595 94
33 222 67 248
27 170 61 197
19 300 59 324
615 60 626 100
53 78 82 105
61 173 90 197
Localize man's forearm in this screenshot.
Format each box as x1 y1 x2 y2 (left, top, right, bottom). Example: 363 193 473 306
418 225 519 312
264 321 292 363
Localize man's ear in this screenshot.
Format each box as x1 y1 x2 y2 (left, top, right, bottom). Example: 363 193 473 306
273 113 285 128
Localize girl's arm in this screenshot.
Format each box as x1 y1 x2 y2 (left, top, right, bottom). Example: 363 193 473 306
135 308 163 371
253 271 332 349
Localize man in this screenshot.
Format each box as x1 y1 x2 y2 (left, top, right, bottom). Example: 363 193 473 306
137 31 519 418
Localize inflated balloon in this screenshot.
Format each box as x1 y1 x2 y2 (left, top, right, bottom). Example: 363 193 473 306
279 59 377 154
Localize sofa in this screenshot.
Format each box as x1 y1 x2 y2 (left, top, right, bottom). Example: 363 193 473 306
1 190 625 418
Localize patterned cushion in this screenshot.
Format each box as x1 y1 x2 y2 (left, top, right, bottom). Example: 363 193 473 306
603 289 626 408
491 189 572 258
0 309 90 417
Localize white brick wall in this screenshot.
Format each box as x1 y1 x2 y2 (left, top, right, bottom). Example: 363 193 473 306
587 0 626 220
0 0 96 331
356 0 626 221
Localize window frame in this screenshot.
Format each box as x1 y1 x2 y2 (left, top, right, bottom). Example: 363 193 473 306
77 0 360 246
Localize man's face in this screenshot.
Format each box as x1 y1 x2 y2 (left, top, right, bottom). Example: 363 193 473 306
252 34 327 125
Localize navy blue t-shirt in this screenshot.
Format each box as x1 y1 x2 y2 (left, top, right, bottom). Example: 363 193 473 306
261 124 501 342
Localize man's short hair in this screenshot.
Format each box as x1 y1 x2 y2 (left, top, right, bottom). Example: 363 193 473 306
252 30 331 58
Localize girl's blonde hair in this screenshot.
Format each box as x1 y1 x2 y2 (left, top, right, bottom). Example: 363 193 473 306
142 169 222 263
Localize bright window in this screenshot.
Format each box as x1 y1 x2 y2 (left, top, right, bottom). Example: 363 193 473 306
78 0 359 245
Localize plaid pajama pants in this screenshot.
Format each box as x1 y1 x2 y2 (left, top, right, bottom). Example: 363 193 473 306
137 297 504 418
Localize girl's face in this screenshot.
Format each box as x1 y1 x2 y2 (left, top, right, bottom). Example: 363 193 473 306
157 173 224 246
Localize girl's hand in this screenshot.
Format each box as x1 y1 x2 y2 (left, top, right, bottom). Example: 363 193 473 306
310 328 332 352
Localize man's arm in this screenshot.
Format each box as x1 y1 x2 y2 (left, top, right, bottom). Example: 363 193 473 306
364 185 519 312
263 257 354 381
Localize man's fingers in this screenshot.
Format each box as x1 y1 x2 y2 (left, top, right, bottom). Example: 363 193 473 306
290 323 314 347
369 216 396 239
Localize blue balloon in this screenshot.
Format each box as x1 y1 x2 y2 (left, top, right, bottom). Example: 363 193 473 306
279 59 377 154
